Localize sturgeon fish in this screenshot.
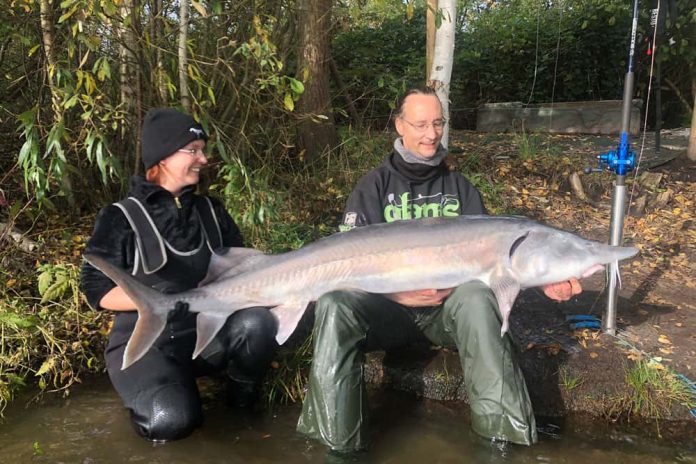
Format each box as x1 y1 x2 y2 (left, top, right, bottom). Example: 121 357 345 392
84 215 638 370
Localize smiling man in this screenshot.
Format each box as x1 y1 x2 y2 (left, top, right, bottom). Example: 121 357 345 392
297 87 581 455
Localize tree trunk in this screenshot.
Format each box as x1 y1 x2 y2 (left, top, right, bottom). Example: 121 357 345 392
178 0 191 112
426 0 437 82
39 0 75 205
39 0 61 119
296 0 338 162
118 0 140 172
119 0 138 115
688 75 696 161
427 0 455 149
152 0 168 104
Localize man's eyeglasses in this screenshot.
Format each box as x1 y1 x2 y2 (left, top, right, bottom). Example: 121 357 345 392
399 118 447 133
177 147 207 157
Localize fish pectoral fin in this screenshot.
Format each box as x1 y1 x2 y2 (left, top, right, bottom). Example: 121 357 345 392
489 272 521 337
122 311 168 370
270 301 311 346
192 313 230 359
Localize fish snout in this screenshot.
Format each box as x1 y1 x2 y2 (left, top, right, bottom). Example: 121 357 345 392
613 246 639 262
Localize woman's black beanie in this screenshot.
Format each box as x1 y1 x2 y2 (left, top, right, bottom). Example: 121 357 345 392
141 108 208 169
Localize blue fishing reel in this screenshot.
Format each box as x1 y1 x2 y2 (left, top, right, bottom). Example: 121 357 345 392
585 132 636 176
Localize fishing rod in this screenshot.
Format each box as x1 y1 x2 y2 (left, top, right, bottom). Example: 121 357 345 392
584 0 641 336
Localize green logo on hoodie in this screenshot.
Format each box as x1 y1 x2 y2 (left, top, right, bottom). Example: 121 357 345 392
384 192 460 222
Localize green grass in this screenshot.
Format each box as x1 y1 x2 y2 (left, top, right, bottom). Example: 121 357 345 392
624 359 696 418
263 335 314 406
558 366 583 392
513 128 541 161
602 359 696 436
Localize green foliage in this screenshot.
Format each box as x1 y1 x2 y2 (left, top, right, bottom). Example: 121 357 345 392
4 0 125 206
16 108 47 203
331 0 693 129
0 242 106 415
456 1 634 106
4 1 302 210
332 7 427 124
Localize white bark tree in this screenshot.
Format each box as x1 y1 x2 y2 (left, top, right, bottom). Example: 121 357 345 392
427 0 455 149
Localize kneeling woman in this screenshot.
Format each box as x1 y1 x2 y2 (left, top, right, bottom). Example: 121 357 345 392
81 108 278 441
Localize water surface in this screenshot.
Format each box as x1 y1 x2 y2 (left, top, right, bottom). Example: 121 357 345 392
0 376 693 463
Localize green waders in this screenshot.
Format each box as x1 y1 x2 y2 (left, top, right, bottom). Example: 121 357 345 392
296 281 537 452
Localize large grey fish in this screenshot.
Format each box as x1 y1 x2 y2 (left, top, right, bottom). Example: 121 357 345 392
84 215 638 370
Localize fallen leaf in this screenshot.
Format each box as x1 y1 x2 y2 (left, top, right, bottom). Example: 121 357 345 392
658 335 672 345
589 352 598 358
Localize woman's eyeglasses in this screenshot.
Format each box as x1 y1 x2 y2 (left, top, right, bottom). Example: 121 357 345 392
177 147 207 157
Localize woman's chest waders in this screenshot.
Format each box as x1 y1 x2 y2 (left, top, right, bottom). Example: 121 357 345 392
106 196 223 355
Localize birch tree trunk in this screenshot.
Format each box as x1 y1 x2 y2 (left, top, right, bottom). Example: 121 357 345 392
178 0 191 112
428 0 455 149
296 0 338 162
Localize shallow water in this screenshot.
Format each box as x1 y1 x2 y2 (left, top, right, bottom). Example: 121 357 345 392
1 376 693 464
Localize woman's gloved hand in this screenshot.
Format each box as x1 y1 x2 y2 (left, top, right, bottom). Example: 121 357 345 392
168 301 190 322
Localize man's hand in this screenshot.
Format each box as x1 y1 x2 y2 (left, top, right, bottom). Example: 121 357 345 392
542 278 582 302
384 288 454 307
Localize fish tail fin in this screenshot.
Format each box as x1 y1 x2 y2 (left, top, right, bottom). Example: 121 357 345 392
84 253 171 369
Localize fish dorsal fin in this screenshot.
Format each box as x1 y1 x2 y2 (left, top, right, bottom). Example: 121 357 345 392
489 266 521 337
200 247 269 286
